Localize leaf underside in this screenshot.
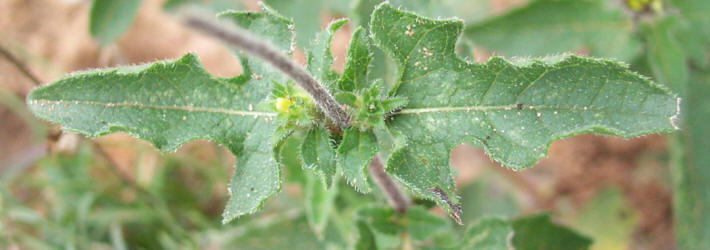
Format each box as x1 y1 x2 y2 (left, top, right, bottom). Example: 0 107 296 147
371 3 678 217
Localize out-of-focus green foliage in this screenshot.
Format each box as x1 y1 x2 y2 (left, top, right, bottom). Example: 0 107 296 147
572 188 637 250
672 69 710 250
89 0 141 45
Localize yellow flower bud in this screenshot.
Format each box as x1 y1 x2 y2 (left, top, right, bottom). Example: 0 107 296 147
275 97 292 114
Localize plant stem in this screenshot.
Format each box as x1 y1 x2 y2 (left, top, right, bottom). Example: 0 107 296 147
0 45 42 86
368 154 411 213
183 14 412 213
184 15 350 128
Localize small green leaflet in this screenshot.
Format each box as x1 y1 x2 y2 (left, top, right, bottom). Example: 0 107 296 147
370 3 678 220
465 0 639 61
306 18 347 91
301 127 337 186
28 4 296 224
337 128 378 193
338 27 373 92
89 0 142 45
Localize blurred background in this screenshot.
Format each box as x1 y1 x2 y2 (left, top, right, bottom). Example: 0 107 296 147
0 0 697 249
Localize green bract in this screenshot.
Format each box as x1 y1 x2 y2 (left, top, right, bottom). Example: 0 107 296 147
26 2 679 226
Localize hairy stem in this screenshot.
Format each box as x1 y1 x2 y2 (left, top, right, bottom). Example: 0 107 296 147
184 15 350 127
368 154 411 213
184 14 411 213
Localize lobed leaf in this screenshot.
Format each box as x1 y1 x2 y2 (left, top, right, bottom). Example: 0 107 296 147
371 2 678 219
29 4 296 224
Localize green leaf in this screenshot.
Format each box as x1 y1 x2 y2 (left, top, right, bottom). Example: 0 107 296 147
642 16 689 95
462 216 513 250
465 0 640 60
27 54 279 225
672 69 710 250
27 54 279 224
338 27 373 92
29 4 296 225
512 213 592 250
301 126 337 185
307 18 348 91
370 3 678 218
572 188 636 250
304 172 338 238
89 0 141 45
337 128 378 193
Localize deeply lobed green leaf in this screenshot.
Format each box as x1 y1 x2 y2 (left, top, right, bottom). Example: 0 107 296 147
29 4 297 224
370 2 678 219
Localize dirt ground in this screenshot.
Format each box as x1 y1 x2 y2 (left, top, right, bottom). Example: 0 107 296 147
0 0 675 249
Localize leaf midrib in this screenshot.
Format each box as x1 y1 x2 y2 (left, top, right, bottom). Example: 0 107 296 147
29 99 275 117
398 104 666 116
